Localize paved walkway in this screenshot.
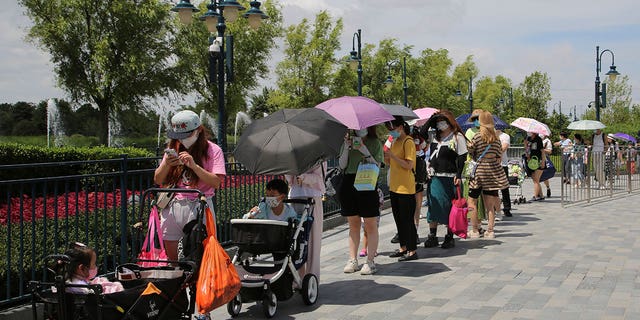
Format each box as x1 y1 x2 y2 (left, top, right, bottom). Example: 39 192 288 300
211 177 640 319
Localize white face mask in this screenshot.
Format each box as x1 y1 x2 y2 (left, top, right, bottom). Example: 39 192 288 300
265 196 281 208
180 132 199 149
355 129 368 137
436 121 449 131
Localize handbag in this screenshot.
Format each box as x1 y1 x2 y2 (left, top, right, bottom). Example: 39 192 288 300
353 162 380 191
156 184 175 210
466 144 491 179
324 167 344 198
448 185 469 239
196 203 240 314
527 156 540 171
137 206 168 267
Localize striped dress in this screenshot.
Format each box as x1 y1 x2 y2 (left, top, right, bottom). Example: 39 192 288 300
468 133 509 191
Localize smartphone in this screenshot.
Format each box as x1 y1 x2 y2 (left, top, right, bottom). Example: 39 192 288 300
164 148 178 157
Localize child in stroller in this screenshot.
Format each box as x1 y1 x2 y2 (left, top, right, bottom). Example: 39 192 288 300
508 159 527 204
227 179 319 318
30 241 196 320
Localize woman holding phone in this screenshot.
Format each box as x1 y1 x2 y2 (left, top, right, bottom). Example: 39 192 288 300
154 110 226 261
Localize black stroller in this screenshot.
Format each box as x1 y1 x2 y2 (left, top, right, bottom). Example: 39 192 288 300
30 188 209 319
226 197 319 318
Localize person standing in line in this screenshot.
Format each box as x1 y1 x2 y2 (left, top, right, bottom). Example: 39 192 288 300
338 127 383 275
496 128 512 217
541 134 553 198
423 111 467 249
412 126 428 241
463 110 487 222
554 132 573 185
591 129 608 189
285 162 326 281
155 110 226 261
571 133 586 187
524 131 545 201
467 111 509 239
604 134 621 184
385 118 418 261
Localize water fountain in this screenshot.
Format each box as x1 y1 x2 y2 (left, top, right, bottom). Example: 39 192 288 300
234 111 252 144
199 110 218 138
107 111 123 147
46 98 66 147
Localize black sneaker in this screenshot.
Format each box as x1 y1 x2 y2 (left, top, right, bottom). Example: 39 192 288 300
503 210 513 217
390 233 399 244
416 235 420 245
441 234 455 249
547 188 551 198
423 235 439 248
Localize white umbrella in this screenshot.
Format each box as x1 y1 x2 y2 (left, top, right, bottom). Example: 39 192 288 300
567 120 606 130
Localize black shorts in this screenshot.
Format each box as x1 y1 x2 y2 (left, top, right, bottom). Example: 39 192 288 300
415 183 424 193
338 174 380 218
468 188 499 199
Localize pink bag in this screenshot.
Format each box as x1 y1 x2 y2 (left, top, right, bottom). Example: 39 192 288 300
448 185 469 239
137 206 168 267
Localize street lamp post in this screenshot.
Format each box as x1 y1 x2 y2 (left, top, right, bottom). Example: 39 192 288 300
594 45 620 121
498 87 514 113
349 29 363 96
171 0 267 152
383 56 408 107
455 76 473 114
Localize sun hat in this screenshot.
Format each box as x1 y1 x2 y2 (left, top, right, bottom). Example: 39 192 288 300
607 133 615 139
167 110 201 139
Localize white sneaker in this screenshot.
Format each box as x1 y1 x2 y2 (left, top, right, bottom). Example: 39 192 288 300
468 230 481 239
343 259 359 273
494 215 502 222
360 260 377 275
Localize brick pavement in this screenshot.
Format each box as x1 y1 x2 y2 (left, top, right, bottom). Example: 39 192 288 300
210 177 640 320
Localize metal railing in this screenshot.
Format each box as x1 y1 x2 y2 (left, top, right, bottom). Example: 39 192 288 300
0 156 346 308
560 146 640 206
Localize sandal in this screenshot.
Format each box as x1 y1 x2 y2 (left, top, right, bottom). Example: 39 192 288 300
359 248 367 257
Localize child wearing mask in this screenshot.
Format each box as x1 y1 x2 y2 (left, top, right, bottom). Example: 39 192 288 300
64 242 98 294
243 178 297 221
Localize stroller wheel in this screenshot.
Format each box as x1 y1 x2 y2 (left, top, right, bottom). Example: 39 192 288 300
301 274 319 305
262 290 277 318
227 294 242 317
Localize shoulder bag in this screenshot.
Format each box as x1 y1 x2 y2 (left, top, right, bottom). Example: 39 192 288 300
466 144 491 179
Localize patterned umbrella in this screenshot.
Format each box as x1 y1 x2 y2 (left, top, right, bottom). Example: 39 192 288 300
510 117 551 135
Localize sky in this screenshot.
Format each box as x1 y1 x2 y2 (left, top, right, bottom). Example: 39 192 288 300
2 0 639 119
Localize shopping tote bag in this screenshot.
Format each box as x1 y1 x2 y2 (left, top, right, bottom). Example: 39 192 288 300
196 206 240 313
353 162 379 191
448 186 469 239
137 206 168 267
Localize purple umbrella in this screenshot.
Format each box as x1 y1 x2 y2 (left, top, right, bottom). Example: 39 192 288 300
613 132 637 143
315 96 394 130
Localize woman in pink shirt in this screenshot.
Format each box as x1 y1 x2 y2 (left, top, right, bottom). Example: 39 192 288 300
154 110 226 261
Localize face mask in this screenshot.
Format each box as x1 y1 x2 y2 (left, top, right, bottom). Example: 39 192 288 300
180 132 199 149
388 130 401 139
355 129 368 137
265 196 281 208
473 119 480 128
436 121 449 131
88 266 98 280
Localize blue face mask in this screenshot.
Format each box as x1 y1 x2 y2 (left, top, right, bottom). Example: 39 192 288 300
473 119 480 128
389 130 401 139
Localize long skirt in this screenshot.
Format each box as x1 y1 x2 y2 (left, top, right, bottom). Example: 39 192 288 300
427 176 455 225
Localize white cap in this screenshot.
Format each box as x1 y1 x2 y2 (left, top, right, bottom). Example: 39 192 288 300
167 110 201 139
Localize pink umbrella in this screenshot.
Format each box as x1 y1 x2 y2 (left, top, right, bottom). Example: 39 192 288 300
409 107 439 126
315 96 394 130
510 117 551 135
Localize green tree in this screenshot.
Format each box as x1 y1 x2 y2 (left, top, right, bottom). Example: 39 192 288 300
20 0 183 145
173 0 283 139
269 11 343 109
516 71 551 121
248 87 277 119
451 57 479 115
412 48 454 110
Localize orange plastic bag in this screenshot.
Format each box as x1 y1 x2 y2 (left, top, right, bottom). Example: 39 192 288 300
196 207 240 314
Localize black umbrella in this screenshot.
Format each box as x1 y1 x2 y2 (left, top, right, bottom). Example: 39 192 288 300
233 108 348 175
380 104 419 120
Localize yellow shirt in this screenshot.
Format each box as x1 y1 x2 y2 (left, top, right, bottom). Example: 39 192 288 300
389 135 416 194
